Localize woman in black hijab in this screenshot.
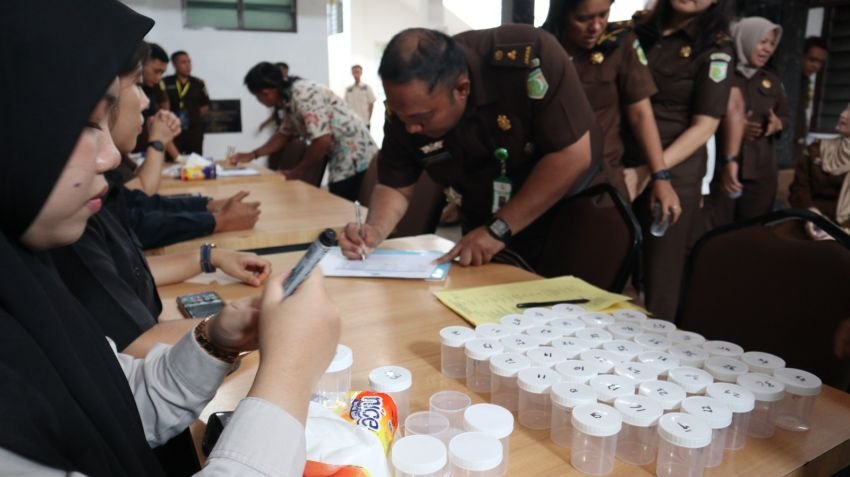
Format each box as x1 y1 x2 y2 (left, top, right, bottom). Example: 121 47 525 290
0 1 340 474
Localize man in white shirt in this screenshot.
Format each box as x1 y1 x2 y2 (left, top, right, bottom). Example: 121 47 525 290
344 64 376 129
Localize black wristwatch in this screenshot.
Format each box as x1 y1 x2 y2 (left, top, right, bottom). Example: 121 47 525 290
486 217 512 243
147 140 165 152
651 169 672 181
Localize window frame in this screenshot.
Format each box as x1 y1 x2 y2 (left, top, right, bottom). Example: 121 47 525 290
182 0 298 33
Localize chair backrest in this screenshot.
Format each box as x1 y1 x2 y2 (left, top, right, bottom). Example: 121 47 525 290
534 183 641 293
268 139 327 187
677 209 850 388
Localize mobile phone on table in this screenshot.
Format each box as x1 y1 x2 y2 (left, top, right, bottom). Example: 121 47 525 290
177 291 225 319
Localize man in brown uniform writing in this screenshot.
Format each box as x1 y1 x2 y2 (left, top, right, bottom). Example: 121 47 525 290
339 26 600 267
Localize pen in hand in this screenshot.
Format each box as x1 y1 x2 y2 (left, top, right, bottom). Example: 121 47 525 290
354 200 366 261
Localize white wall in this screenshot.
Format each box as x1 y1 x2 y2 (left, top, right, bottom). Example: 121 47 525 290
123 0 329 159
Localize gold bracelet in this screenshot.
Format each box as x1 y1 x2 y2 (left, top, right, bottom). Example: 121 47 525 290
194 318 240 364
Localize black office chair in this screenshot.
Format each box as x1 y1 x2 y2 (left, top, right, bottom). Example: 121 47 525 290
676 208 850 389
534 183 641 293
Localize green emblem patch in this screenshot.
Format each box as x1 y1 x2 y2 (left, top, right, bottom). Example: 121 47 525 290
709 60 728 83
633 39 648 66
527 68 548 99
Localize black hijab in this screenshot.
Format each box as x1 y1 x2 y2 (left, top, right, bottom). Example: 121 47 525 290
0 0 165 475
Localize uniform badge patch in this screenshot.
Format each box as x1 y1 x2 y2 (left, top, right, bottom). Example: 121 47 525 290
497 114 511 131
633 39 648 66
761 78 772 89
590 51 605 65
679 45 692 58
710 52 732 62
709 60 728 83
527 68 549 100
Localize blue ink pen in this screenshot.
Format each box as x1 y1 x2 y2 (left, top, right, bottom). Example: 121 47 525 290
282 228 337 297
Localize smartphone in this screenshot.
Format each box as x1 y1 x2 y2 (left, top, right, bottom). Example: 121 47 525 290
177 291 225 319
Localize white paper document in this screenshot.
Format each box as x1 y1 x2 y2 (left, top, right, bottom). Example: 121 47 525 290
319 247 450 280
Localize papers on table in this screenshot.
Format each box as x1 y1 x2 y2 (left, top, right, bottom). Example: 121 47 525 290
320 247 451 281
215 165 261 177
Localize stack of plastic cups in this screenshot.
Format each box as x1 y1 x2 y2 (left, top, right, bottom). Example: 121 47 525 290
523 307 561 324
489 353 531 412
637 351 680 379
655 413 712 477
499 314 535 333
448 432 503 477
463 404 514 476
550 382 598 448
668 345 710 368
579 349 619 373
391 434 447 477
549 317 586 337
556 360 605 385
527 347 570 369
703 357 749 383
523 325 562 345
705 382 755 450
589 374 636 405
611 309 648 323
634 333 673 352
680 396 732 468
613 395 663 466
642 319 677 335
602 339 644 362
740 351 786 375
440 326 475 378
667 367 714 396
465 339 504 393
639 380 687 412
736 373 785 438
703 340 744 358
430 390 472 437
475 323 511 339
551 337 593 359
499 335 542 355
553 303 587 316
368 365 412 431
614 362 660 385
570 403 623 476
607 322 644 341
772 368 822 432
575 328 614 349
313 344 353 412
667 330 706 346
517 367 561 430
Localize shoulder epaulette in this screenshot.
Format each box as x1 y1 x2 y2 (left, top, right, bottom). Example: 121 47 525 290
490 43 536 68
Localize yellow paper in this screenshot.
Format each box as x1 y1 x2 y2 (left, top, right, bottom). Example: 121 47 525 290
434 276 632 326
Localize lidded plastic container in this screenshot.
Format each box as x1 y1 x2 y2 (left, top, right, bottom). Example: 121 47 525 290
736 373 785 438
440 326 475 378
391 434 447 477
655 412 712 477
637 351 680 378
772 367 822 432
499 314 535 332
611 309 647 323
667 330 706 346
549 317 586 336
613 395 663 466
527 347 570 369
313 344 353 412
579 312 616 329
607 322 644 340
465 339 504 393
475 323 511 339
579 349 620 373
570 403 623 476
740 351 786 375
369 365 412 427
574 328 614 348
680 396 732 468
499 335 542 354
550 337 593 358
639 380 686 411
523 307 561 324
489 353 531 412
614 362 659 384
556 359 605 384
702 340 744 358
667 367 714 395
448 432 503 477
404 411 451 442
589 374 636 404
523 325 562 345
705 383 755 450
517 367 561 430
430 390 472 434
703 357 749 383
550 382 598 448
634 333 672 352
602 339 644 362
553 303 587 316
463 404 514 476
641 319 677 334
668 345 710 368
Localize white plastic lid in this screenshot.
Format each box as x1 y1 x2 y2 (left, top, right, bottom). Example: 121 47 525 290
549 317 586 335
634 333 672 351
500 335 542 354
392 434 447 474
475 323 511 339
523 307 562 324
740 351 786 374
571 403 623 437
553 303 587 316
579 312 616 328
703 340 744 358
668 345 710 368
602 339 644 361
667 330 706 346
615 362 659 384
368 365 412 393
614 394 663 427
680 396 733 429
657 412 712 448
736 373 785 402
641 319 677 334
579 349 619 373
463 403 515 439
574 327 614 347
667 367 715 394
464 339 505 361
551 382 598 408
500 314 535 331
589 374 636 403
703 357 749 382
527 347 570 368
489 352 532 378
773 368 822 397
637 351 681 375
607 322 644 340
550 337 593 358
555 359 605 384
440 326 475 348
638 380 687 411
517 366 561 394
325 344 353 373
524 325 563 343
448 432 503 471
611 309 648 322
705 383 756 413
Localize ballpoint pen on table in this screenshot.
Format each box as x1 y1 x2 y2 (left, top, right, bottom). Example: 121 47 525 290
354 200 365 260
515 298 589 308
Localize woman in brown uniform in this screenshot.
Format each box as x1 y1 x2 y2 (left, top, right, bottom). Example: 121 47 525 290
541 0 680 222
632 0 735 319
713 17 790 226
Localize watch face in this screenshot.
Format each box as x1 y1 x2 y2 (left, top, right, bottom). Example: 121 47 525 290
490 219 510 237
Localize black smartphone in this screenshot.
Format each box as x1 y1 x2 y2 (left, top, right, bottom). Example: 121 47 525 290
176 291 225 319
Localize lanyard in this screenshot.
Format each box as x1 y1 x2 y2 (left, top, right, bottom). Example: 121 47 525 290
175 80 191 109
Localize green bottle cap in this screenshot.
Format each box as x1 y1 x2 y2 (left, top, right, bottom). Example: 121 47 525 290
494 148 509 161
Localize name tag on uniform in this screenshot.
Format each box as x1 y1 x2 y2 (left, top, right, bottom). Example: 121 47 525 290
492 176 512 213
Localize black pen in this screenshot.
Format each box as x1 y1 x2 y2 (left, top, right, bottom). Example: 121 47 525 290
516 298 589 308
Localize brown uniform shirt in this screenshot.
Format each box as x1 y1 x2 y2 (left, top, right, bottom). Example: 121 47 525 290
733 69 790 181
163 74 210 154
789 141 846 219
567 27 657 198
379 24 599 231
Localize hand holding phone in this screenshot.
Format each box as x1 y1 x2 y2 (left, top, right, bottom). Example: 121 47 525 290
177 291 225 319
